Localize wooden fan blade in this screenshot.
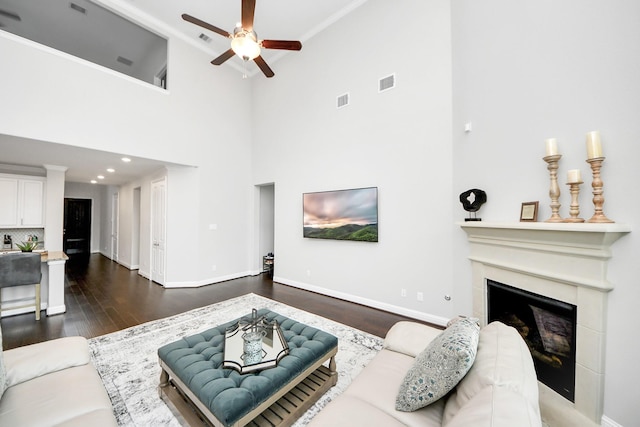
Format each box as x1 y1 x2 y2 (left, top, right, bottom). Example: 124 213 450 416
211 49 235 65
261 40 302 51
182 13 230 38
254 56 275 78
241 0 256 31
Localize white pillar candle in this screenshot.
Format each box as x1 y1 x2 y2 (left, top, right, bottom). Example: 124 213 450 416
567 169 581 184
586 131 603 159
545 138 558 156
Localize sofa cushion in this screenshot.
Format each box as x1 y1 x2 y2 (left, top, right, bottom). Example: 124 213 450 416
0 326 6 400
444 385 542 427
308 394 410 427
442 321 540 425
3 337 90 387
0 363 117 426
309 348 444 427
384 321 444 358
396 318 480 411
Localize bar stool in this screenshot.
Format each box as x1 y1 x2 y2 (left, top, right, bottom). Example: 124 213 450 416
0 252 42 320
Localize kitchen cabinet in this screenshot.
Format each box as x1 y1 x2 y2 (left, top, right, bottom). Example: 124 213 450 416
0 175 45 228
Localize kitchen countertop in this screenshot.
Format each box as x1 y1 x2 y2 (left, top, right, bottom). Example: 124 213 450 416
0 250 68 262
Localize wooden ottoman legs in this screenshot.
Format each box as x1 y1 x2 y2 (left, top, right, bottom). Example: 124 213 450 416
158 368 169 398
329 355 337 386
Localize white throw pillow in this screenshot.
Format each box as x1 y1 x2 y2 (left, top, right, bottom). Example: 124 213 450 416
395 318 480 411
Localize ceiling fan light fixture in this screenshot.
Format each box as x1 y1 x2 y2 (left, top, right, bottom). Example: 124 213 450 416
231 30 260 61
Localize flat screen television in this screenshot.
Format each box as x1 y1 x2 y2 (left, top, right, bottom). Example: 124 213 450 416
303 187 378 242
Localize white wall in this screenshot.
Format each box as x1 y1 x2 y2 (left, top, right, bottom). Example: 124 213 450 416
0 4 254 287
64 181 106 253
252 0 454 324
451 1 640 425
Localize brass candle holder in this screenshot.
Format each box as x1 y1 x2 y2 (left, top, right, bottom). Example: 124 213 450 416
586 157 614 223
543 154 563 222
565 181 585 223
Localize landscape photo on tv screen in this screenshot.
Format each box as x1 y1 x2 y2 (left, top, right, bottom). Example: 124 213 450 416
303 187 378 242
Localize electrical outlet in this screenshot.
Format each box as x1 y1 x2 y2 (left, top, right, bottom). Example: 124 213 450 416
306 269 311 277
211 265 217 271
401 289 407 297
417 292 424 301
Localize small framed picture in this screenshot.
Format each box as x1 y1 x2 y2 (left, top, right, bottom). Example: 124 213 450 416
520 201 539 222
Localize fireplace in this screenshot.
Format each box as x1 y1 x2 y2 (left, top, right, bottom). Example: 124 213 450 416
487 279 577 401
459 221 630 424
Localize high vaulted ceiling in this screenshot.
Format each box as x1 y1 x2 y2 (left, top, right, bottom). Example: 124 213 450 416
0 0 368 185
133 0 368 74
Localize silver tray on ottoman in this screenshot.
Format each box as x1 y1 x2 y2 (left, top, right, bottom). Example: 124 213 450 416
223 319 289 373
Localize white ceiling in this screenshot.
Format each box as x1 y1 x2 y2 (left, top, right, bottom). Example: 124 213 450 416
132 0 367 72
0 0 367 185
0 135 187 186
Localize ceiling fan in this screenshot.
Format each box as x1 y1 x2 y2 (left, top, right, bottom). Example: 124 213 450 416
182 0 302 78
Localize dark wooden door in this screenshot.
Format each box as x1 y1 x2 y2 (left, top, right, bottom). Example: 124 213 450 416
64 198 92 255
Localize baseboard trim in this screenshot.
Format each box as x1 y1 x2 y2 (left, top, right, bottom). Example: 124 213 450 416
163 271 253 288
46 304 66 316
601 416 623 427
0 302 48 318
274 276 449 327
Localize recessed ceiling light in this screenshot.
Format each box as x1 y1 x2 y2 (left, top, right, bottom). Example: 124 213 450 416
97 175 105 179
121 157 131 163
107 168 115 173
91 180 97 184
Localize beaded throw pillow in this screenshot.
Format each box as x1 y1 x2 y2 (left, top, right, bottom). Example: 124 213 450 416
395 318 480 412
0 325 6 400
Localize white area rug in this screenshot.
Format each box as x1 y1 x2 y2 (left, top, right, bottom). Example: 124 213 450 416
88 293 384 426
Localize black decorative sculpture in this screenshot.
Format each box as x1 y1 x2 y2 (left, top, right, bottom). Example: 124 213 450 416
459 189 487 221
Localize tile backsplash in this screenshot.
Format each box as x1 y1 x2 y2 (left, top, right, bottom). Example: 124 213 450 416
1 228 44 250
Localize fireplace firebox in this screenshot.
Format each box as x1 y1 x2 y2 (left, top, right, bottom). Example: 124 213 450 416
487 279 577 402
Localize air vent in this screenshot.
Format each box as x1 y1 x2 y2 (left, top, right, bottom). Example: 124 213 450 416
0 8 21 21
337 93 349 109
69 3 87 14
378 73 396 92
198 33 212 43
117 56 134 66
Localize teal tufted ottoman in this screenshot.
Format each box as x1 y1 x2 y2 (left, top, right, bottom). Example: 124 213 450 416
158 309 338 427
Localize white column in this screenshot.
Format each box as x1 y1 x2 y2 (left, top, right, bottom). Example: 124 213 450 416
46 259 66 315
43 165 67 316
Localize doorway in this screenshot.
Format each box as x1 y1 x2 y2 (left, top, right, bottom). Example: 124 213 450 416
63 198 92 255
258 184 275 275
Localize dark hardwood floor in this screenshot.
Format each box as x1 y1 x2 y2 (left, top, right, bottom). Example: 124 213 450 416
2 253 431 350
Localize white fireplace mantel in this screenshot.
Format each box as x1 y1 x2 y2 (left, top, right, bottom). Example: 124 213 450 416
458 221 630 425
459 221 631 291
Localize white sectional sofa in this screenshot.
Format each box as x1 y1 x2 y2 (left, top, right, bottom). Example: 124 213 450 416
0 334 117 426
309 320 541 427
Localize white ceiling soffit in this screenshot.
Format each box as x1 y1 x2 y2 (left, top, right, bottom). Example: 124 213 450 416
0 134 189 186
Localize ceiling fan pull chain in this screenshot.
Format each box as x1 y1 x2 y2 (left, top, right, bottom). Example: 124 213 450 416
242 59 249 79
